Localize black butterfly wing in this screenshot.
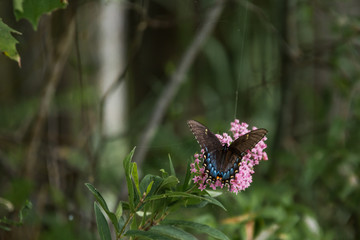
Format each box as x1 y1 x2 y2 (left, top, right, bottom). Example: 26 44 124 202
228 128 268 156
187 120 222 152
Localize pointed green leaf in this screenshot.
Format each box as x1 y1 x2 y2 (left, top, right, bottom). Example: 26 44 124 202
13 0 68 30
202 195 226 210
123 148 136 211
146 192 226 211
132 162 141 196
182 159 192 191
85 183 110 212
152 225 197 240
94 203 111 240
132 179 141 209
115 202 123 221
162 220 230 240
85 183 120 233
123 147 136 173
146 181 154 194
168 154 176 177
125 229 172 240
206 190 223 198
140 174 153 193
0 19 21 65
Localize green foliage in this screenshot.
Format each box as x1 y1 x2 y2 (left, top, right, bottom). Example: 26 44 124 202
86 148 228 240
94 202 112 240
1 0 360 239
13 0 67 30
0 0 67 64
0 199 32 231
0 19 21 65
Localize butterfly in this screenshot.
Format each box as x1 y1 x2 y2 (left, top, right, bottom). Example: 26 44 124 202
187 120 268 184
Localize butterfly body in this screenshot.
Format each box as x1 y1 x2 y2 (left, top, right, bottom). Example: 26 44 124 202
188 120 267 184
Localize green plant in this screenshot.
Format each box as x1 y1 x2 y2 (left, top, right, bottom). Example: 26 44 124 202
86 148 229 240
0 199 32 231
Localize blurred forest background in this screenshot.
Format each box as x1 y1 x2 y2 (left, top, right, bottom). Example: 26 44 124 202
1 0 360 239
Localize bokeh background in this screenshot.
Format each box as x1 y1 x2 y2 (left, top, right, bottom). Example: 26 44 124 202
1 0 360 239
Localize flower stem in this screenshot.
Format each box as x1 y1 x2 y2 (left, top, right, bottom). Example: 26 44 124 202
118 192 147 238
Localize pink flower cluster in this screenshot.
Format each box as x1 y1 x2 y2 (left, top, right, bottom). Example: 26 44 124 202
190 119 268 194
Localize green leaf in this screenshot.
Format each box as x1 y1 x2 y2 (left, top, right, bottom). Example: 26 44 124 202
168 154 176 177
94 203 111 240
131 215 137 230
140 174 153 194
132 162 141 196
123 148 136 211
184 198 209 209
182 159 192 191
206 190 223 198
13 0 68 30
115 202 123 220
146 181 154 194
0 19 21 65
125 229 172 240
118 216 125 231
202 195 226 210
162 220 230 240
85 183 110 212
159 176 179 190
19 200 32 222
0 224 11 231
152 225 197 240
85 183 120 233
160 169 168 178
13 0 24 12
146 192 226 211
140 175 163 198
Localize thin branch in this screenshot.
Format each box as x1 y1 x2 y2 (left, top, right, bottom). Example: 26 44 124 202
24 18 76 179
132 0 226 165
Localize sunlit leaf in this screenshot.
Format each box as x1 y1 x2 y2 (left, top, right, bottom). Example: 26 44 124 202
146 181 154 194
132 162 141 196
115 202 122 220
0 19 21 65
123 147 136 211
206 190 223 198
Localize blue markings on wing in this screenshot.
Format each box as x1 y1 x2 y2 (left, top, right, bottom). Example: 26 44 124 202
203 151 242 183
